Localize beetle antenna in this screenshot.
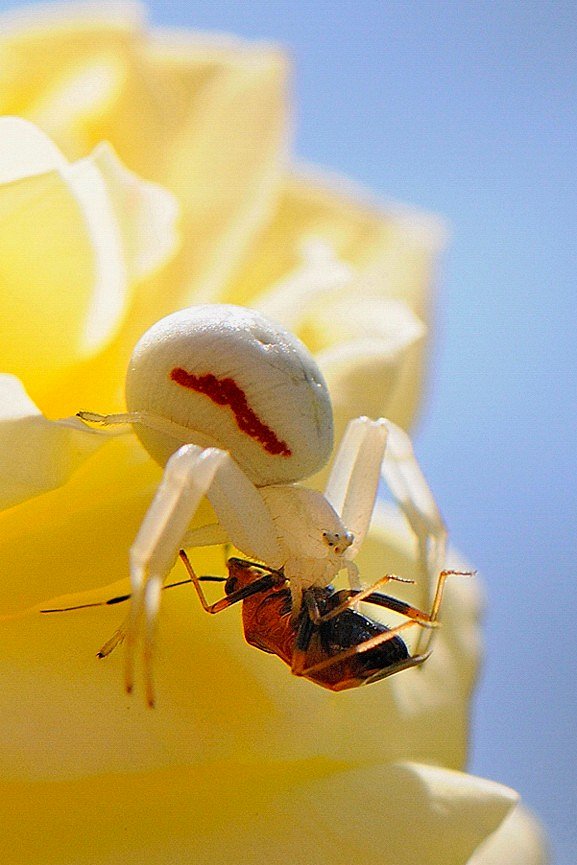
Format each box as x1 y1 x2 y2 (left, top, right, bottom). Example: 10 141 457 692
39 577 224 614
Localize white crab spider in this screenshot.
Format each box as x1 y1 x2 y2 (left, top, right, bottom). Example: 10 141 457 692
79 304 446 705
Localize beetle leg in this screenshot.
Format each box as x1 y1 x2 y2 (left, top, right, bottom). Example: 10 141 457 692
299 618 422 678
315 573 416 624
324 569 472 655
290 590 319 675
360 652 432 684
325 570 471 626
178 551 282 614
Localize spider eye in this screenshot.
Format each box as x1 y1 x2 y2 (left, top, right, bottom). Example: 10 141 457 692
323 529 354 553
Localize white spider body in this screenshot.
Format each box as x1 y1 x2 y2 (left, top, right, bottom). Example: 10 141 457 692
258 485 357 598
79 304 446 704
124 304 333 485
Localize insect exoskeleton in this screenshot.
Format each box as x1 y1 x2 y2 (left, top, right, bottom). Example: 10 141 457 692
125 304 334 484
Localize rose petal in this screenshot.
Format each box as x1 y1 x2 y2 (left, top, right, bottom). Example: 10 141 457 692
0 7 290 313
297 762 518 865
83 142 180 283
142 32 289 309
467 803 549 865
0 760 517 865
229 170 446 312
315 297 425 426
0 3 142 156
0 114 67 180
0 433 161 612
0 375 107 511
252 236 355 330
0 120 98 387
228 171 446 428
0 118 178 402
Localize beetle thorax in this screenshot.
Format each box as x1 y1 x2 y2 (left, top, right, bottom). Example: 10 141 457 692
258 484 353 590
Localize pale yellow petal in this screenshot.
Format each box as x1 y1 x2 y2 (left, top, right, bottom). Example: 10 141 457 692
0 114 68 180
466 803 549 865
228 171 446 428
297 762 517 865
315 297 425 425
0 435 159 613
0 375 107 510
139 35 290 310
250 236 355 331
0 118 177 410
86 142 180 282
0 3 143 155
230 170 446 313
0 7 290 311
0 758 516 865
0 122 96 388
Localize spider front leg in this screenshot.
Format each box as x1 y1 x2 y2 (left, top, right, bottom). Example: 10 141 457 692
324 416 388 560
325 417 447 583
77 409 214 446
124 443 283 706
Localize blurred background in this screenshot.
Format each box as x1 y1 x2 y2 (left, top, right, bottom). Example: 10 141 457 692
1 0 575 862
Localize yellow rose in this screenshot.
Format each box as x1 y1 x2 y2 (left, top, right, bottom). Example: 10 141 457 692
0 4 546 864
0 0 440 429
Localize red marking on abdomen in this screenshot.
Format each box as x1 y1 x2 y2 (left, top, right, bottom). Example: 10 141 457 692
170 367 292 457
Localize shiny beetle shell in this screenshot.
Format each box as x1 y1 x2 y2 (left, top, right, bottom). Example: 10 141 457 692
125 304 334 485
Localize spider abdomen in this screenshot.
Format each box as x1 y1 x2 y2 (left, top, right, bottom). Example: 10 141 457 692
125 304 333 485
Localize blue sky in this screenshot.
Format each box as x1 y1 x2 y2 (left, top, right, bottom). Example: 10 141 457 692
2 1 576 861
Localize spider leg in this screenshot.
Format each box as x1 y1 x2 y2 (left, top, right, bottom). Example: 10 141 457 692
325 416 447 586
324 417 389 558
76 409 222 449
379 419 447 583
125 443 283 706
